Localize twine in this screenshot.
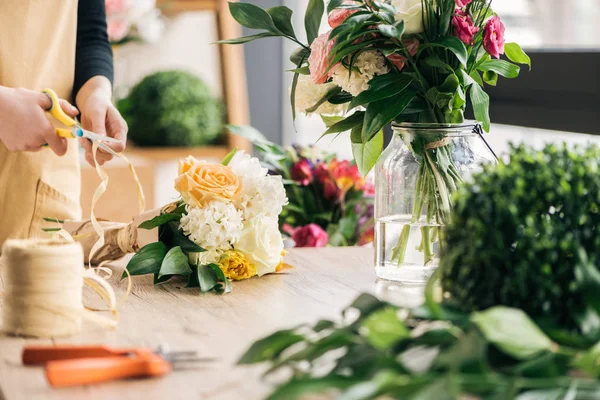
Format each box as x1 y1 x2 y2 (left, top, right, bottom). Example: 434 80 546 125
425 138 452 150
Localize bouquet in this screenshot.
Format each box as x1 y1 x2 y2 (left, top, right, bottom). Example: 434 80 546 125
123 150 289 294
105 0 165 44
231 126 374 247
221 0 530 259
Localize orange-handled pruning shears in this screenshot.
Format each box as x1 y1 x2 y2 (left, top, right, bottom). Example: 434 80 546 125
22 344 213 388
42 88 122 157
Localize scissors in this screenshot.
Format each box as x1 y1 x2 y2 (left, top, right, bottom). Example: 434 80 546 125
42 88 121 157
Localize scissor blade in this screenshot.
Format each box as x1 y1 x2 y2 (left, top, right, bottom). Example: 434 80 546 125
80 129 122 144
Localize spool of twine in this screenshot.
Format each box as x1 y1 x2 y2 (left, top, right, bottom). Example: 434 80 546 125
1 239 85 338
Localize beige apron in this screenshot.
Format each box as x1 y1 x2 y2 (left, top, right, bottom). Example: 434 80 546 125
0 0 82 247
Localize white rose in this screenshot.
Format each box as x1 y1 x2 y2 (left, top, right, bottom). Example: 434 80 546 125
391 0 425 35
235 218 284 276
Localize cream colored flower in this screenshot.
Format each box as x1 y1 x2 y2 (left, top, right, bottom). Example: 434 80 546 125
295 76 346 115
391 0 425 34
174 156 241 207
235 218 284 276
331 51 389 96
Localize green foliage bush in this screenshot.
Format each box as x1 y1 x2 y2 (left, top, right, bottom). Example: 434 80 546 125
118 70 224 147
441 143 600 330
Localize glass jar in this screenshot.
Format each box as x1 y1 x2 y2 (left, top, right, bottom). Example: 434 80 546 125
374 122 496 284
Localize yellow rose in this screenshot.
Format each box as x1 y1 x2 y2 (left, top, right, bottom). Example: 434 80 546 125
218 251 257 281
174 156 241 207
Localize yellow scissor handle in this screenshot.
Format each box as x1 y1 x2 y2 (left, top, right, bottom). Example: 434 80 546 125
56 128 77 139
42 88 78 127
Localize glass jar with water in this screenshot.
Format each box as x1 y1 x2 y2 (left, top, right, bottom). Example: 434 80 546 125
374 122 496 284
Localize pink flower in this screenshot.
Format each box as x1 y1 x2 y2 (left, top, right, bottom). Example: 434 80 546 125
308 32 337 85
452 10 479 45
387 38 420 70
483 15 506 59
105 0 127 15
291 159 314 186
455 0 472 7
328 1 358 28
107 19 130 43
291 224 329 247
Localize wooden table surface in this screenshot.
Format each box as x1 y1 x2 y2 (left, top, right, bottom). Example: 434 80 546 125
0 248 424 400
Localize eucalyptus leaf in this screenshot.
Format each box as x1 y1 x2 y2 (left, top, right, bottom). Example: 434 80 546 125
505 42 531 70
122 242 167 279
305 0 325 44
239 329 305 364
138 213 181 230
228 2 279 32
158 246 192 279
472 307 555 360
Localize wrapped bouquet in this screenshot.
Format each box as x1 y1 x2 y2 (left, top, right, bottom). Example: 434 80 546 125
122 150 289 293
105 0 165 44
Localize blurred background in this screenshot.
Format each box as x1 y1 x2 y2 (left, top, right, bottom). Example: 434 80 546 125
86 0 600 222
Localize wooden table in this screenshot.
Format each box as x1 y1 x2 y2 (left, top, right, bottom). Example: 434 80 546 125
0 248 424 400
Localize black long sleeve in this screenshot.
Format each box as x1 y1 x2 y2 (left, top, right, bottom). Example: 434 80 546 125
73 0 114 101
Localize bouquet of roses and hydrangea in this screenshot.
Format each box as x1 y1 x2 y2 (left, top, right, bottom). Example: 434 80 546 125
123 150 289 293
230 126 374 248
105 0 165 44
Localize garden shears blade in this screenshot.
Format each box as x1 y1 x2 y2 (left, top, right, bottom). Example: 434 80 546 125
42 88 122 157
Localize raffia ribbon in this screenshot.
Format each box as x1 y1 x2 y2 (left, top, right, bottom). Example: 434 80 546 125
425 137 452 150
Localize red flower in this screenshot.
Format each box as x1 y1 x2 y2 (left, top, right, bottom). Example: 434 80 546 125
291 224 329 247
452 10 479 45
455 0 472 7
291 159 313 186
483 15 505 59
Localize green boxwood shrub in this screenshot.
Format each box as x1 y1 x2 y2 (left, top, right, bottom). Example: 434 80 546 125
118 70 224 147
441 143 600 331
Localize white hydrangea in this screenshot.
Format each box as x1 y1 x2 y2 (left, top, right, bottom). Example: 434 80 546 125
228 152 288 220
295 76 346 115
179 202 243 264
331 50 390 96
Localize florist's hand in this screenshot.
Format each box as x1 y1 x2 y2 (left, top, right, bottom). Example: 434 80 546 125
0 86 78 156
76 76 127 166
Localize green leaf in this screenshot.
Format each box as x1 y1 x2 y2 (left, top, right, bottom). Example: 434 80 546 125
305 0 325 44
323 111 365 135
290 46 310 66
469 70 484 87
158 246 192 279
207 263 232 294
573 341 600 378
482 70 498 86
227 124 270 144
287 66 310 75
345 293 387 317
514 389 569 400
351 127 383 176
433 36 468 67
122 242 167 279
575 248 600 315
348 74 414 110
239 329 305 364
411 379 453 400
196 264 218 293
362 85 418 141
228 2 279 32
377 20 404 40
321 115 344 128
505 42 531 70
268 376 354 400
267 6 296 38
478 59 520 78
360 307 409 350
306 86 342 113
327 0 343 13
169 223 205 253
469 82 491 132
472 306 555 360
313 319 335 332
216 32 278 44
221 147 238 166
138 213 181 230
